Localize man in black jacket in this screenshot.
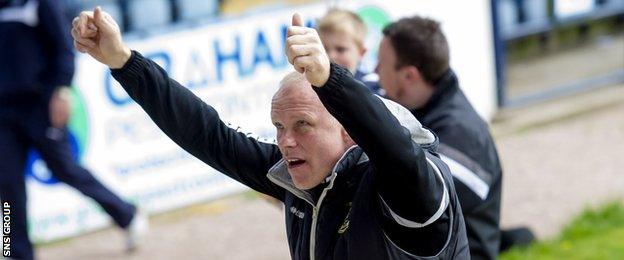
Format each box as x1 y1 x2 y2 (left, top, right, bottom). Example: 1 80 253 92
375 16 508 260
72 8 470 259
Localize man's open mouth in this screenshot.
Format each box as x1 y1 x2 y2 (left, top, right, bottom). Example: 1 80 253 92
287 159 306 168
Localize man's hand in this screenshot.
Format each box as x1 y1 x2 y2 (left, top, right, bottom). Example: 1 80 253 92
71 6 130 69
285 13 330 87
49 87 72 129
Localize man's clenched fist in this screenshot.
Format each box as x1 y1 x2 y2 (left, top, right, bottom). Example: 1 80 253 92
70 6 130 69
285 13 331 87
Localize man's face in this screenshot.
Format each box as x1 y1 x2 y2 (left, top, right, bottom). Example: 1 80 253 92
320 31 365 74
376 37 405 101
271 82 351 190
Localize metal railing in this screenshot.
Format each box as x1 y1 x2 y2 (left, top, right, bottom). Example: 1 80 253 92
492 0 624 107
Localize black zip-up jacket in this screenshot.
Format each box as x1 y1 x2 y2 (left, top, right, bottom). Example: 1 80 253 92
412 70 502 260
112 51 470 259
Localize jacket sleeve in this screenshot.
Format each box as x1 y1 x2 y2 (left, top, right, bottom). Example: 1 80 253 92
112 51 286 200
313 64 448 226
38 0 75 96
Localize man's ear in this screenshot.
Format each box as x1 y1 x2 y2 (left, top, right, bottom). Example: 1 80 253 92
404 66 423 84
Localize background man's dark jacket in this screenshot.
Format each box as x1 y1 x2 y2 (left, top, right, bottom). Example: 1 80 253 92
0 0 74 102
412 70 503 260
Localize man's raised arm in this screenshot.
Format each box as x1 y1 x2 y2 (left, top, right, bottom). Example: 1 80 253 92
285 13 448 227
70 7 285 200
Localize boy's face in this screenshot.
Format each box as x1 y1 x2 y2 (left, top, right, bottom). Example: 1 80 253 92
320 31 366 74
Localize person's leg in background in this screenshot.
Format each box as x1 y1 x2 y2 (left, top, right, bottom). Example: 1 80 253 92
0 116 33 260
36 128 137 227
24 103 147 250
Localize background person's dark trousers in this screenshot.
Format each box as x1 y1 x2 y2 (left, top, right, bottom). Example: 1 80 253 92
0 99 136 260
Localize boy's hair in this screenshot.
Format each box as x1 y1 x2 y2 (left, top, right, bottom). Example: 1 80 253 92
317 9 367 49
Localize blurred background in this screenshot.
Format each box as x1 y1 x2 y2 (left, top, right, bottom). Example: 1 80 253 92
2 0 622 259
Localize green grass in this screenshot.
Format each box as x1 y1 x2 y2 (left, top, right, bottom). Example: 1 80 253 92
501 201 624 260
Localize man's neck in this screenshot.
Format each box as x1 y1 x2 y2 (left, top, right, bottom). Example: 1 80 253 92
402 82 434 111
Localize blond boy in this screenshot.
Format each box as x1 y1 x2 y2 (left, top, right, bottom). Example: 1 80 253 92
318 9 381 93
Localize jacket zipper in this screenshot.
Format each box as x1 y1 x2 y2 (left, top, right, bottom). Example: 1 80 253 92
308 145 358 260
267 146 358 260
309 178 334 260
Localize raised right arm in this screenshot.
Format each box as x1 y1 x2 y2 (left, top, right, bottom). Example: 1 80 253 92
71 7 285 199
113 51 285 199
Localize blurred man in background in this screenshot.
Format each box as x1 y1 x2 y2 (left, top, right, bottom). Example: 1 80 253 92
0 1 146 259
317 8 381 94
375 16 505 260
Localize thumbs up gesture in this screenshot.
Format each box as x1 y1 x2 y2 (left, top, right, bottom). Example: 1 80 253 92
70 7 131 69
285 13 331 87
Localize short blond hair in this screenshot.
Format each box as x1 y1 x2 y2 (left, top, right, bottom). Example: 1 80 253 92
317 9 367 49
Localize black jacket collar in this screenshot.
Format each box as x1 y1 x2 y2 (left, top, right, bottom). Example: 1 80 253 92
266 146 367 205
412 69 459 119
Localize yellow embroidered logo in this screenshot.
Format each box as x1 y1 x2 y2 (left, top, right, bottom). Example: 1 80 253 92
338 202 352 234
338 219 350 234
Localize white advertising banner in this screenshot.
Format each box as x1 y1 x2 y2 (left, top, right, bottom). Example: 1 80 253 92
555 0 595 19
26 0 495 242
